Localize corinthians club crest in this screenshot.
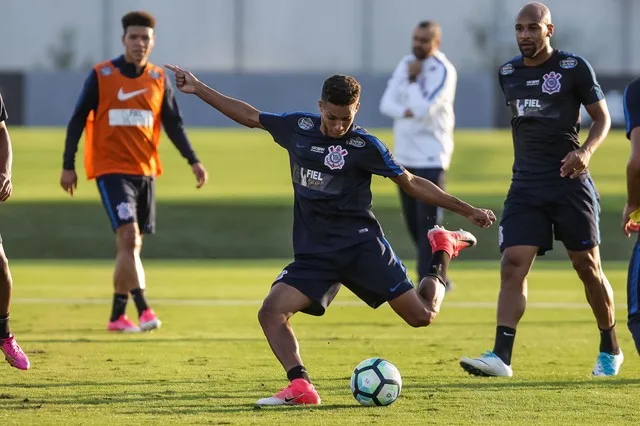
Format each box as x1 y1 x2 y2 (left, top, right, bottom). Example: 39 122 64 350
324 145 348 170
542 71 562 95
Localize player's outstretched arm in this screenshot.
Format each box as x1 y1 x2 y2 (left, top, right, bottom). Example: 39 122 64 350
391 171 495 228
165 64 264 129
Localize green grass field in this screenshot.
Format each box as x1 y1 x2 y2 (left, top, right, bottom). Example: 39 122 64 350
0 128 639 424
1 127 633 260
1 260 639 424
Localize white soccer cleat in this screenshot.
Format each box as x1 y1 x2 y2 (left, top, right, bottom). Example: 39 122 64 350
592 350 624 377
460 351 513 377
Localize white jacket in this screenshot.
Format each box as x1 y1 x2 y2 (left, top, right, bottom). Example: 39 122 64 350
379 51 457 170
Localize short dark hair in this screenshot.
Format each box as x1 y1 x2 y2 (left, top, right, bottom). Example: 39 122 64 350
321 75 361 106
122 11 156 34
417 20 439 29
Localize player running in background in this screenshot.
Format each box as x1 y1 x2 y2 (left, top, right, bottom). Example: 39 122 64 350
165 63 495 405
0 92 30 370
60 11 208 333
460 2 622 377
622 77 640 355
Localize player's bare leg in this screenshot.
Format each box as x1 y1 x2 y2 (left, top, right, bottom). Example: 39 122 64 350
108 223 149 332
0 244 29 370
496 246 537 328
258 283 310 372
114 223 145 294
0 246 10 319
389 226 476 327
567 246 623 376
256 282 321 405
460 245 537 377
567 247 615 330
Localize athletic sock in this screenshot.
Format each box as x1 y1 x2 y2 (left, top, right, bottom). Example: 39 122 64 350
0 313 9 339
425 250 451 286
493 325 516 365
110 294 129 322
599 323 620 355
130 287 150 316
287 365 311 383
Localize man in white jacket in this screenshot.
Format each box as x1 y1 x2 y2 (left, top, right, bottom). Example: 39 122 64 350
379 20 457 289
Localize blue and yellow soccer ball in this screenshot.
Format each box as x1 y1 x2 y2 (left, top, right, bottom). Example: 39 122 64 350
350 357 402 406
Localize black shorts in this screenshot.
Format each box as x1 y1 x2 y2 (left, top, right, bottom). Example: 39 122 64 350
273 237 414 316
96 174 156 234
499 177 600 255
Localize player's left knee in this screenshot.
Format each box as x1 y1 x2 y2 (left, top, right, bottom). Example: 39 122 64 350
570 254 599 280
257 303 288 329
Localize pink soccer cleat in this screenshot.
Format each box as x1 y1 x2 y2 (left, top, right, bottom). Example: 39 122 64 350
256 378 322 406
427 225 477 258
139 309 161 332
1 334 30 370
107 315 140 333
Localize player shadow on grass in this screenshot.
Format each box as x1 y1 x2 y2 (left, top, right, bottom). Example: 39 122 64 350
407 377 640 390
0 383 361 415
1 379 211 389
25 336 465 344
250 404 357 412
116 404 360 415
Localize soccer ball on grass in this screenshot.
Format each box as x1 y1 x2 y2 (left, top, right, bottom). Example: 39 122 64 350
350 357 402 406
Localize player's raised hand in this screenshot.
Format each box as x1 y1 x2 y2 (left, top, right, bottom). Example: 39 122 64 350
191 162 208 189
560 147 591 178
408 60 423 81
622 202 640 236
467 208 496 228
60 169 78 196
165 64 199 94
0 173 12 201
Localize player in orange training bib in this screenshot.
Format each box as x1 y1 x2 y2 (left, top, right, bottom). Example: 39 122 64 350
61 11 208 333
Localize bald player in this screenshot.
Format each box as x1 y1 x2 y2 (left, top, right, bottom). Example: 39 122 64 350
460 2 622 377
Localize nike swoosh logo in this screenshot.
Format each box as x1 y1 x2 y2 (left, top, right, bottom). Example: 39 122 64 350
389 282 403 292
117 88 148 101
284 393 305 403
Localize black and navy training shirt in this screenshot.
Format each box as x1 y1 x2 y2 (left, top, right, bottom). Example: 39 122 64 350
624 77 640 140
259 112 405 255
63 55 199 170
498 50 604 186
